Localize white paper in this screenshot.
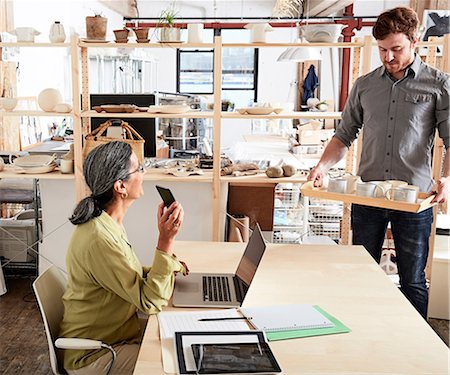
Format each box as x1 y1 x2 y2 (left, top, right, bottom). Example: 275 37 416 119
158 309 250 339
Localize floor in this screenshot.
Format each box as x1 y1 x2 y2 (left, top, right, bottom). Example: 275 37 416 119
0 276 449 374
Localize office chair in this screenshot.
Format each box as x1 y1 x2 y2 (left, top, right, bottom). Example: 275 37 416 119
33 265 116 375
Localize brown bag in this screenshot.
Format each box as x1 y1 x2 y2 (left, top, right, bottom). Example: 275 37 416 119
83 120 145 162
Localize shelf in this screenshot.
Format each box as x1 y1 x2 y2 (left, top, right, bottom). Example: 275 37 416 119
222 111 342 120
0 110 73 117
221 172 308 184
143 168 213 182
81 110 214 119
222 42 364 48
78 41 215 48
0 168 75 180
0 42 70 47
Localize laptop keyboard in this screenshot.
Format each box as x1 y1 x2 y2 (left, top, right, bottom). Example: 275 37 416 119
203 276 232 302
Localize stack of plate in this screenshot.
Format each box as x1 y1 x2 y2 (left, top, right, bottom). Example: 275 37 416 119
13 155 57 174
148 105 192 114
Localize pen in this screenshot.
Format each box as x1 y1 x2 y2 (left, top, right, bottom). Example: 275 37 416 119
198 317 252 322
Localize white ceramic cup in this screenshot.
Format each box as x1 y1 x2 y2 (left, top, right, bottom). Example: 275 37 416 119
355 181 383 197
187 24 203 43
385 185 419 203
327 178 347 194
59 159 74 174
386 180 408 188
342 174 360 194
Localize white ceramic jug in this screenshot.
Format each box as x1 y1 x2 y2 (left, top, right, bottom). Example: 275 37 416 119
9 27 40 42
49 21 66 43
244 23 273 43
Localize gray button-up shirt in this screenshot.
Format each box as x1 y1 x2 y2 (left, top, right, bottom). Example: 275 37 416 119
335 54 450 192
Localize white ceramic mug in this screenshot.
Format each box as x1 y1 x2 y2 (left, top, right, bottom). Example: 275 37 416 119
371 181 392 198
187 24 204 43
386 180 408 188
59 159 74 174
355 182 384 197
327 178 347 194
385 185 419 203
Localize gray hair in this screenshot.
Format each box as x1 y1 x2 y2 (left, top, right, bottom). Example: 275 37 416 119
70 141 132 225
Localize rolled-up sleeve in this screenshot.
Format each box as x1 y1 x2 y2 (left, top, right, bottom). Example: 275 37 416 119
334 77 364 148
436 75 450 150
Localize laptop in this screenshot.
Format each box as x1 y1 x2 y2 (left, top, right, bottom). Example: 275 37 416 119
172 223 267 308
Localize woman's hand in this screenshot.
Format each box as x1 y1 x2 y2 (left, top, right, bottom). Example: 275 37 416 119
157 202 184 254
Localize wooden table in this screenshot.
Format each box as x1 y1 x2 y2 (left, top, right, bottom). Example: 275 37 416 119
134 241 449 374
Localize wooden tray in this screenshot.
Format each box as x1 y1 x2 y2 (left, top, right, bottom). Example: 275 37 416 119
300 181 436 213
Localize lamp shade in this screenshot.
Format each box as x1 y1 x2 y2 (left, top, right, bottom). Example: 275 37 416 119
277 38 322 62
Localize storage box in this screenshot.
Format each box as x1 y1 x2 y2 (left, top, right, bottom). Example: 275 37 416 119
0 219 36 262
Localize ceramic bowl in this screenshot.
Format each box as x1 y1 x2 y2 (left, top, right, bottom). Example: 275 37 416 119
0 98 18 111
302 25 344 43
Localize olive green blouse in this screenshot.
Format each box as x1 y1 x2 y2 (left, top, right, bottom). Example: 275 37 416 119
59 211 183 370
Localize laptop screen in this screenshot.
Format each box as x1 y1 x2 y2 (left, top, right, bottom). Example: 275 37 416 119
235 224 267 287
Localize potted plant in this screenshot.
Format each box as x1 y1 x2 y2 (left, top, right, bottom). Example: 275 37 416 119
157 6 180 42
86 11 107 41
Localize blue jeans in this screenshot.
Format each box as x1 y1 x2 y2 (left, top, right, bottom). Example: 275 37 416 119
351 205 433 318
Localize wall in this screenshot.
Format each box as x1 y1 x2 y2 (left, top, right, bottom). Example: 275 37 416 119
39 179 214 273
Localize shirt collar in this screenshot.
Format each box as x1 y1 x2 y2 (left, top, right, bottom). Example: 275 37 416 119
379 53 421 79
97 211 130 245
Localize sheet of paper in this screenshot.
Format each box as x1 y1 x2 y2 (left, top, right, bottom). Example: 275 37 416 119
158 309 249 339
158 309 251 373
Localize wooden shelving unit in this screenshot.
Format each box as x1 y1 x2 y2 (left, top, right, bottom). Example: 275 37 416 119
1 35 448 246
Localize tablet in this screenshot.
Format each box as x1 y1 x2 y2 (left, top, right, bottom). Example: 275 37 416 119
191 342 282 374
174 331 282 375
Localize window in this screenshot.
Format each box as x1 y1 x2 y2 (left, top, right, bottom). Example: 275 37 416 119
177 29 258 107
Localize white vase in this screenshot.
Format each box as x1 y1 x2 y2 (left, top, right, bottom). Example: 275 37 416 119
49 21 66 43
187 24 203 43
160 27 180 42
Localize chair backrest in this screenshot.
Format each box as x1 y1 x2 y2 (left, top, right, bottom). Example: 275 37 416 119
33 265 68 375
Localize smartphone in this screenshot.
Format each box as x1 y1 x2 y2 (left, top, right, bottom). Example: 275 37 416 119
156 185 176 208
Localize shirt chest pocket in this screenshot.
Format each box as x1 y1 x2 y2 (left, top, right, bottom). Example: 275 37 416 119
404 93 433 104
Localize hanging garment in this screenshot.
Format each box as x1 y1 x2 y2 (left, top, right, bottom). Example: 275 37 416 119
302 64 319 105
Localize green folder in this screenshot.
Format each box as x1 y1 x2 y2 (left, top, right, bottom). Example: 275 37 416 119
265 305 351 341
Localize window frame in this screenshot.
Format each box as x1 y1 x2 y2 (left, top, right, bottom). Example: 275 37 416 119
176 28 258 103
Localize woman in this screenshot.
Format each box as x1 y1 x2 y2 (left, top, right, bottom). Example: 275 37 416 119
59 141 186 374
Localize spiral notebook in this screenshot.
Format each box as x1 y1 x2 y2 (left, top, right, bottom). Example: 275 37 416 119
240 304 334 332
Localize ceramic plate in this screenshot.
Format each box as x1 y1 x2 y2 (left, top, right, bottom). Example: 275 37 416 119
236 107 283 115
14 163 56 174
13 155 55 168
157 40 185 44
81 39 111 43
148 105 191 114
94 104 137 113
165 167 204 177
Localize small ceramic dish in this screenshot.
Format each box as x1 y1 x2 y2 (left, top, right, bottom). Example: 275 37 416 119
13 154 55 168
93 104 137 113
148 105 191 114
236 107 283 115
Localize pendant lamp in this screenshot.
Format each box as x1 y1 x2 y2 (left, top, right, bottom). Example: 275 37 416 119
277 36 322 62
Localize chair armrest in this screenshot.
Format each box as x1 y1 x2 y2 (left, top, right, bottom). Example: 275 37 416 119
55 338 103 350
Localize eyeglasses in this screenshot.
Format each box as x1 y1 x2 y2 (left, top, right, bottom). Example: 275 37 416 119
127 164 145 176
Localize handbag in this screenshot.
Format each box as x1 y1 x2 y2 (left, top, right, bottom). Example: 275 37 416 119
83 120 145 162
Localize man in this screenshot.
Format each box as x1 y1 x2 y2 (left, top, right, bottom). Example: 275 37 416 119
307 7 449 318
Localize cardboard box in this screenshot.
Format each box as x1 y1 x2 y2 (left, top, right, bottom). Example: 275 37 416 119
0 219 36 262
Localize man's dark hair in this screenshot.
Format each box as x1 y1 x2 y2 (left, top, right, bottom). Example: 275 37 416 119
372 7 419 42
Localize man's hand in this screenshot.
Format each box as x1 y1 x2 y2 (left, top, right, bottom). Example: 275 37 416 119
307 166 326 188
431 176 450 204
